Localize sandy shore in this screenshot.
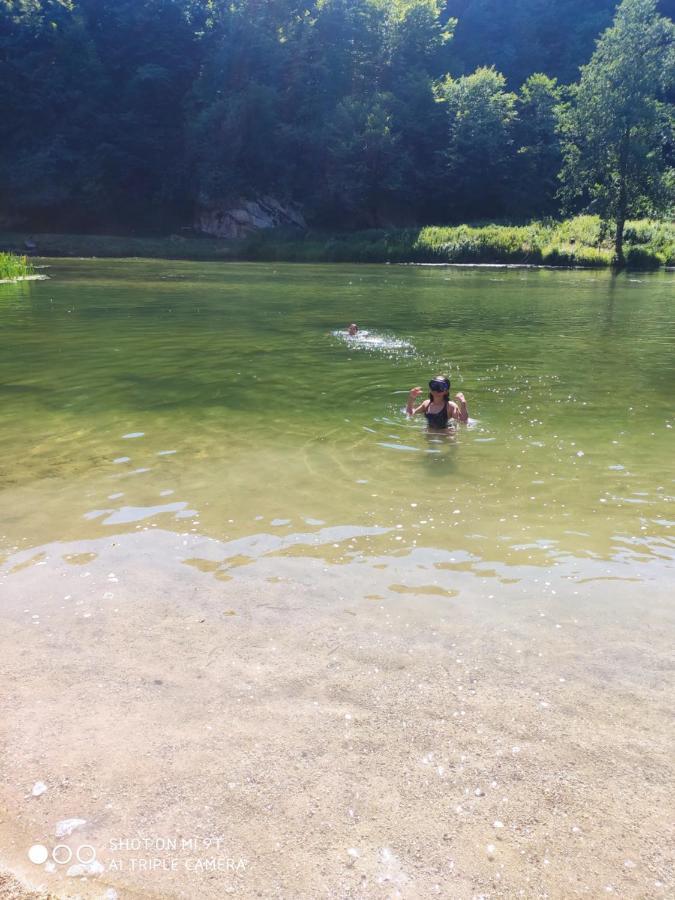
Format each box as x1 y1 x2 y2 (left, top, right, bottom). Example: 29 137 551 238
0 530 673 899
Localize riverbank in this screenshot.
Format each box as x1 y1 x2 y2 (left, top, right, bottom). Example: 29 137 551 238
0 276 48 285
1 530 673 899
1 216 673 268
0 253 35 282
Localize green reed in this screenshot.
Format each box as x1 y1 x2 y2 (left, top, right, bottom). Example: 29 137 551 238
0 252 34 280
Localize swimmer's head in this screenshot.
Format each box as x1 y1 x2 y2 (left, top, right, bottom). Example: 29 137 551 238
347 323 358 336
428 374 450 401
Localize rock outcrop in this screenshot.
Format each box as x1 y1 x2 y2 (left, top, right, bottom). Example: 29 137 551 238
195 196 306 239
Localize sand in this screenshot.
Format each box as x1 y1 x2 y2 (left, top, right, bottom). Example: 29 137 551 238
0 530 673 899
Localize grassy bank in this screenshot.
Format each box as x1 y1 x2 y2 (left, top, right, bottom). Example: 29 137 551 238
0 251 34 280
1 217 673 268
238 217 674 267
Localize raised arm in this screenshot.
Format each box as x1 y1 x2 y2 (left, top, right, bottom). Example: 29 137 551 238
452 392 469 423
406 387 427 416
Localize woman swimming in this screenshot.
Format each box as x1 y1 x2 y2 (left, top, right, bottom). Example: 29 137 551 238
406 375 468 428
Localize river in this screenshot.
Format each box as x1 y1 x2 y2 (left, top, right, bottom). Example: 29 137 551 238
0 259 673 899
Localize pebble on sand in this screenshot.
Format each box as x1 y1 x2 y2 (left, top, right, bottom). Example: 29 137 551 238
486 843 496 860
67 860 104 877
55 818 87 838
31 781 47 797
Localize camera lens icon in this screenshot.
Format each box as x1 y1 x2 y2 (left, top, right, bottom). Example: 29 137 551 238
28 843 97 866
52 844 73 864
28 845 49 865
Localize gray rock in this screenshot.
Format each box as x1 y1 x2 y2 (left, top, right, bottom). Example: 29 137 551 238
196 196 306 239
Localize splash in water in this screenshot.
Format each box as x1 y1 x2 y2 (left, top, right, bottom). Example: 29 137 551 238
333 329 414 355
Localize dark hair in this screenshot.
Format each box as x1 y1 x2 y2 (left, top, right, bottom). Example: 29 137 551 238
428 373 451 403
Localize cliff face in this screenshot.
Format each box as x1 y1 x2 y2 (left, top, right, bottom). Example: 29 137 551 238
195 197 306 238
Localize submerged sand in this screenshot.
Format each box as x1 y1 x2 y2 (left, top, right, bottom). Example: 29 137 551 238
0 530 673 899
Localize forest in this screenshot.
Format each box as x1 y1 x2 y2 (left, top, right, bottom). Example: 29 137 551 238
1 0 673 240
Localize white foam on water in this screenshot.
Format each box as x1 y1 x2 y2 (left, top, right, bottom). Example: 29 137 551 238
333 329 414 354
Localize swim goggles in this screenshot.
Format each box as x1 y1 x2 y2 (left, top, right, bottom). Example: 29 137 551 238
429 379 450 392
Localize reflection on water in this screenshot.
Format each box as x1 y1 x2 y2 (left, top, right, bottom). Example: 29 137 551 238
0 260 673 584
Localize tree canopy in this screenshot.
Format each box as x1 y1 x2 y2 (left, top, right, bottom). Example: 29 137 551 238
558 0 675 262
0 0 672 232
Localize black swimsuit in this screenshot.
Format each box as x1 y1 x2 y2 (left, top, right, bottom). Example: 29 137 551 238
425 400 451 429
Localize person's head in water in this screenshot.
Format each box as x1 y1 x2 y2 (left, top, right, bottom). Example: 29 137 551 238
428 374 450 403
347 323 359 336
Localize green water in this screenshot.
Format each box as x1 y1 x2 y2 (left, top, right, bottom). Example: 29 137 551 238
0 259 673 581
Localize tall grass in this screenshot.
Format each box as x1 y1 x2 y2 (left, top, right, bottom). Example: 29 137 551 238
1 217 673 267
0 251 34 279
234 216 675 268
236 216 673 268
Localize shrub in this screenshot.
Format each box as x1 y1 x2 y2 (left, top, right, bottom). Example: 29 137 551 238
624 222 655 244
541 245 612 267
625 246 664 269
553 215 604 247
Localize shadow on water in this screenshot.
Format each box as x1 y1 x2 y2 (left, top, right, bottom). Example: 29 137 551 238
420 426 459 471
603 271 619 335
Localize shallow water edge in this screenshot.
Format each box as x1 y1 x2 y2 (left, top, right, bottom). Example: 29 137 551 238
1 530 673 899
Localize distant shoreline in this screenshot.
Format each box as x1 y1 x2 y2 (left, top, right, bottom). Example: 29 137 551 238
1 216 673 269
0 275 48 285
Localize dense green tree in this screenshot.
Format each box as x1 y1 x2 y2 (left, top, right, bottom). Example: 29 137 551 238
379 2 454 220
445 0 675 86
187 0 453 224
558 0 675 264
322 93 406 226
188 2 287 205
437 67 518 220
0 0 200 228
0 0 102 225
0 0 673 231
379 0 454 81
446 0 619 86
75 0 199 227
512 74 564 216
